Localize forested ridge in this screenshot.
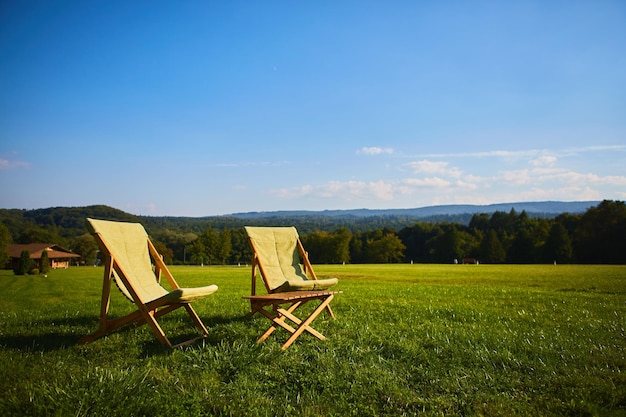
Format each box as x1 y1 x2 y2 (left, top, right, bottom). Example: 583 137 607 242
1 200 625 266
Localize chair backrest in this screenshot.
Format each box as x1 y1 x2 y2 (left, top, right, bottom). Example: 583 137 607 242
244 226 307 291
87 218 168 303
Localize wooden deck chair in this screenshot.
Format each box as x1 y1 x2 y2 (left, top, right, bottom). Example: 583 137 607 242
79 218 218 348
243 226 341 350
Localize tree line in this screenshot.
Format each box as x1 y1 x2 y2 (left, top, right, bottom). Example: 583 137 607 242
1 200 625 267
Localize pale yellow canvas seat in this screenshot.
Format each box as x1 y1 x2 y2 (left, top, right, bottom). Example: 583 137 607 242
244 226 341 350
79 218 218 348
244 226 338 293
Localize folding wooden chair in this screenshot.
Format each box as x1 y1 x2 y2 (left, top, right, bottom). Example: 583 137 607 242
79 218 218 348
243 226 341 350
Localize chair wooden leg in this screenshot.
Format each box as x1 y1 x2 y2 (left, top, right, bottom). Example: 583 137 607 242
281 294 334 350
255 305 297 343
184 304 209 336
276 307 325 341
325 304 336 319
251 295 335 350
78 309 144 345
143 310 173 348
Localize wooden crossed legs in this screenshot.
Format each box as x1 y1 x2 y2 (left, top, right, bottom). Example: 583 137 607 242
78 262 210 349
243 291 341 350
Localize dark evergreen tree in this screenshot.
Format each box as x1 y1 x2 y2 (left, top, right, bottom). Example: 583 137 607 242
542 222 573 264
480 230 506 263
0 223 11 268
428 225 463 263
229 228 252 265
217 229 232 264
40 249 50 274
14 250 33 275
574 200 626 263
468 213 490 233
398 222 438 263
507 229 536 263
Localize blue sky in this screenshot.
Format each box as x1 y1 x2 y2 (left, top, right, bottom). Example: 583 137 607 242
1 1 625 216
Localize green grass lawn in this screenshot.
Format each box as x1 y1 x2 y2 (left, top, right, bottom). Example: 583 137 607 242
0 264 624 416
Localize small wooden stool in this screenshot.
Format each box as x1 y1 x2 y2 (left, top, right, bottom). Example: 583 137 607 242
243 290 341 350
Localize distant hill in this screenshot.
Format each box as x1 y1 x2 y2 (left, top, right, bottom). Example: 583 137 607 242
231 201 600 219
0 201 602 240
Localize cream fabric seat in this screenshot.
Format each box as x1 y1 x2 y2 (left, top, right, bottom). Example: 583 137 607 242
244 226 338 293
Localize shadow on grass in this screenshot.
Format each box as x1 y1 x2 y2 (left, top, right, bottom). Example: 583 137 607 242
0 315 91 351
0 312 255 355
138 313 255 356
0 333 82 351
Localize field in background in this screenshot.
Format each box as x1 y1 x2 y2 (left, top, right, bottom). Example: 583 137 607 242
0 264 624 416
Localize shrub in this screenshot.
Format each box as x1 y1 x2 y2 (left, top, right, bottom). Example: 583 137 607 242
14 250 33 275
40 250 50 274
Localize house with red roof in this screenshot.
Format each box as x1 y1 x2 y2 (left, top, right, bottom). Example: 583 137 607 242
6 243 81 270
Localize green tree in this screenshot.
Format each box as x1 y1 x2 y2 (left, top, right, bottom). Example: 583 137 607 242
188 239 207 265
574 200 626 263
304 231 333 264
229 228 252 265
217 229 232 264
469 213 491 233
428 225 463 263
40 249 50 274
333 227 352 264
507 229 535 263
542 222 573 263
398 222 438 263
480 230 506 263
17 226 66 246
152 240 173 264
366 234 406 263
71 233 99 266
0 223 12 268
304 228 352 264
14 250 33 275
200 227 220 264
488 210 518 237
153 230 198 264
349 233 364 263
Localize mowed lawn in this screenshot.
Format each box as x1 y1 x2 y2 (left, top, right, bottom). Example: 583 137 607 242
0 264 624 416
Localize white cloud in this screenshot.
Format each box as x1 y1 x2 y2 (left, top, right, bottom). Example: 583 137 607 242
270 180 394 202
215 161 291 168
410 144 626 162
454 180 479 190
264 143 626 210
404 160 462 178
0 157 29 170
561 144 626 156
550 171 626 186
498 169 532 185
405 160 447 173
414 149 542 159
358 147 394 155
403 177 451 188
495 186 603 203
487 166 626 192
270 185 313 199
530 155 557 166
